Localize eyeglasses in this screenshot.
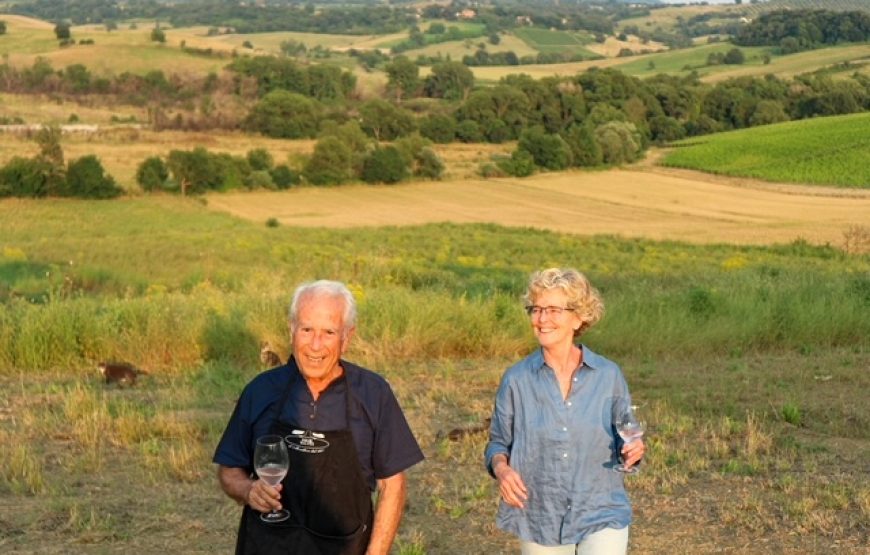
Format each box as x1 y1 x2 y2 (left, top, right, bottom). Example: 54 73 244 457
525 305 575 318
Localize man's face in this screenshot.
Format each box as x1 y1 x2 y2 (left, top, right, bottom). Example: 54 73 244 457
291 293 353 386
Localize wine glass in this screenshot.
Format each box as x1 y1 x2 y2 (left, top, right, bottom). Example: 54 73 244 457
254 434 290 523
612 398 644 474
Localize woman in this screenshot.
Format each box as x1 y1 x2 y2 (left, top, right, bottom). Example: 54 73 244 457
485 268 645 555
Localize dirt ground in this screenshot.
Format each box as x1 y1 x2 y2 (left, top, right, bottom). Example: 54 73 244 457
205 152 870 248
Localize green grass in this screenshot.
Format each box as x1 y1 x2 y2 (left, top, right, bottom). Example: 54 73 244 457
614 42 773 77
1 198 868 373
513 27 599 57
0 198 868 552
662 112 870 188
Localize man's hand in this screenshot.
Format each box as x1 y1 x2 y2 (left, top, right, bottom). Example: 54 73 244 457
218 466 283 512
365 472 406 555
246 480 283 513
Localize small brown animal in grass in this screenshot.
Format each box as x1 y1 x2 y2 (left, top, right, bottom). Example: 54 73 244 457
260 342 282 367
98 362 146 387
446 417 492 442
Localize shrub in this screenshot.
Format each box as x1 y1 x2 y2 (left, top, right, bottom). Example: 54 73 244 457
455 120 483 143
246 170 275 190
594 121 642 164
361 146 409 184
723 48 745 65
304 137 353 185
415 148 444 179
246 148 274 171
65 155 122 199
0 157 55 198
517 127 572 170
562 124 602 167
497 149 535 177
136 156 169 192
150 28 166 43
269 165 299 189
419 114 457 144
246 90 322 139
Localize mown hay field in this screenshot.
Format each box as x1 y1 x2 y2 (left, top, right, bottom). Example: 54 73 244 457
662 112 870 188
204 164 870 248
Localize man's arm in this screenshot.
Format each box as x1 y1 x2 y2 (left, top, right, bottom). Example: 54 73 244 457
365 471 407 555
217 465 282 513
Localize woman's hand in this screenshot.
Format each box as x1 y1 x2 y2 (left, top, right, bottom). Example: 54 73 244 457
621 438 646 470
493 457 528 509
245 480 283 512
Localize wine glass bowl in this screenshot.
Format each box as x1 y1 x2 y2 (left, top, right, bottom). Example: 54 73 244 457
612 399 644 474
254 434 290 523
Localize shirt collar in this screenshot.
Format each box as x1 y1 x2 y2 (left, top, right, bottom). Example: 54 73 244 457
531 344 599 373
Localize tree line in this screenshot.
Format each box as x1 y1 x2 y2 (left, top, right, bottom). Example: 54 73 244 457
0 126 122 199
734 9 870 52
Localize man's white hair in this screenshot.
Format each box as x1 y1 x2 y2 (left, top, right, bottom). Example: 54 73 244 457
289 280 357 336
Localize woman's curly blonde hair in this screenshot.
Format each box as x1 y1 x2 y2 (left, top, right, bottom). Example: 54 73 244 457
523 268 604 337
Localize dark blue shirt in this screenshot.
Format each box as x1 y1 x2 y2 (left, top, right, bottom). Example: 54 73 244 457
484 346 633 545
214 357 424 490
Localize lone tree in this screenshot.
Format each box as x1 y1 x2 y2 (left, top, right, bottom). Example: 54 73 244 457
385 56 420 101
151 26 166 43
54 22 71 40
361 146 409 184
0 21 7 35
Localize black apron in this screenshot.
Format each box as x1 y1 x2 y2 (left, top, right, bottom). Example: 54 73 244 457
236 369 374 555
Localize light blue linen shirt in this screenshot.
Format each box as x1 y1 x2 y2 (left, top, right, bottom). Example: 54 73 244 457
484 345 633 546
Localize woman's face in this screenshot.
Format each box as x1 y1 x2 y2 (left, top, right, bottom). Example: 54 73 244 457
529 288 583 350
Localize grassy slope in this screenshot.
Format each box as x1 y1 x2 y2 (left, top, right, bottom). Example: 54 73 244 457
662 112 870 188
471 42 870 82
0 18 231 75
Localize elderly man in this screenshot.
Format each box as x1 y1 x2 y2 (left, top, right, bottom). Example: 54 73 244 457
214 280 424 555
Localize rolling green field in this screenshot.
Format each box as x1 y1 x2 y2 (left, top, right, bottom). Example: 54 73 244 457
613 41 771 77
662 112 870 188
513 27 599 58
0 198 868 553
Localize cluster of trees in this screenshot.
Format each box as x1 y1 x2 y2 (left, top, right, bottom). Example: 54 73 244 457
228 56 356 102
734 10 870 52
135 122 443 192
136 147 298 195
0 58 223 105
391 23 484 54
0 127 122 199
4 0 412 34
417 2 618 36
461 49 599 67
706 48 745 66
246 55 869 179
303 122 443 185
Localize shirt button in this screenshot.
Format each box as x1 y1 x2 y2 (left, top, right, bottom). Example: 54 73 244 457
309 414 315 420
562 453 568 458
562 427 568 432
567 504 572 510
567 401 572 407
